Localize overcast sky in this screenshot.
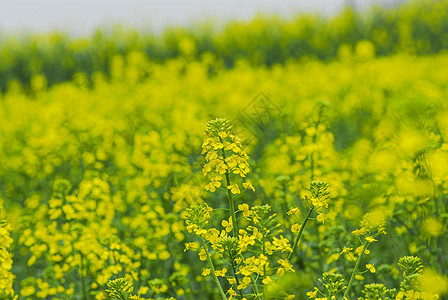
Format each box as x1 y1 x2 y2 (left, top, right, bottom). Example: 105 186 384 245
0 0 404 36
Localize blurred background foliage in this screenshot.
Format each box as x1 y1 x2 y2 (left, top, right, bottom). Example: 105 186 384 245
1 0 448 298
1 0 448 93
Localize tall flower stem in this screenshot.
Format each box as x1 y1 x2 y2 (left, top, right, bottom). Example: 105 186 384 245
201 238 227 300
288 207 314 261
225 173 239 239
219 137 239 238
242 255 260 296
262 231 267 297
219 143 259 296
80 252 88 300
343 240 370 299
229 251 244 299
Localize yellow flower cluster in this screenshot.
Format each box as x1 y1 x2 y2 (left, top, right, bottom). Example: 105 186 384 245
396 290 440 300
185 204 213 237
0 207 15 298
352 212 387 243
202 118 253 194
1 25 448 299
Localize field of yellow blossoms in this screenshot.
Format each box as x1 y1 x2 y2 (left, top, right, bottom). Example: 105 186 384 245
1 1 448 299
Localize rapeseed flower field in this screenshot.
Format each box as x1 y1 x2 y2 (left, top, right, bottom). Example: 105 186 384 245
1 0 448 299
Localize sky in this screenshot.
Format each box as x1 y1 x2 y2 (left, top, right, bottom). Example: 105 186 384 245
0 0 405 36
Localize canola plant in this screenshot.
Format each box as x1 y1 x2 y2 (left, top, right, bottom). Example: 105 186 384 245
0 0 448 299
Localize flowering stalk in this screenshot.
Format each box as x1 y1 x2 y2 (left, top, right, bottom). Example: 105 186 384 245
202 118 259 297
202 119 252 239
0 207 14 298
201 238 227 300
343 240 369 299
219 135 239 239
262 230 268 297
289 181 329 262
217 135 260 296
228 251 244 299
288 206 314 261
80 252 88 300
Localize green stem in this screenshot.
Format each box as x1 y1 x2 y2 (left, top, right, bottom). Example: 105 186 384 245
119 290 127 300
288 207 314 261
218 137 257 296
226 178 239 238
262 231 267 298
431 181 446 274
80 252 88 300
229 251 244 299
343 240 370 299
219 138 239 238
249 271 260 297
201 238 227 300
237 253 260 296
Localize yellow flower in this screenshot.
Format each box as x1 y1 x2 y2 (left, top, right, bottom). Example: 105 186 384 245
316 213 325 223
237 276 251 290
242 182 255 191
326 253 340 264
202 163 212 175
238 203 250 217
352 228 367 236
242 277 251 284
366 263 376 273
355 246 370 255
272 235 292 253
195 228 207 236
278 259 294 272
238 232 256 252
202 119 252 185
222 217 233 232
226 157 238 169
262 276 273 285
198 249 207 261
340 246 353 255
205 175 222 192
307 288 318 298
214 268 227 277
227 184 240 194
228 288 237 299
184 242 194 252
365 236 377 243
216 162 228 174
218 131 228 139
291 223 301 233
202 268 211 276
287 207 300 215
311 197 328 209
212 141 224 150
205 180 221 192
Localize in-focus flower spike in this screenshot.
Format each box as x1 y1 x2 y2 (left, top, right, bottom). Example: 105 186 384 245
204 118 234 138
0 207 14 298
201 118 252 193
185 204 213 237
307 181 330 208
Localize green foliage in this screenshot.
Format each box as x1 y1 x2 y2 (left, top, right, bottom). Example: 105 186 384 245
1 0 448 92
318 272 346 298
307 181 330 202
1 22 448 298
105 278 134 300
361 283 396 300
398 256 424 291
